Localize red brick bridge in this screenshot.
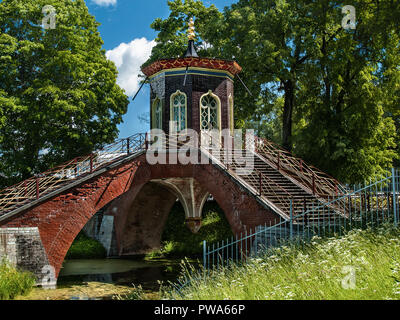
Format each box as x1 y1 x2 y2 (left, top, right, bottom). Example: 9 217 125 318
0 132 345 282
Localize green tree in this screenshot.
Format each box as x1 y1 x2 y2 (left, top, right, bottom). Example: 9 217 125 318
294 0 399 183
220 0 323 150
220 0 399 182
0 0 128 187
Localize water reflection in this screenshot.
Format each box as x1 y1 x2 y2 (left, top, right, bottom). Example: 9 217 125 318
58 259 188 293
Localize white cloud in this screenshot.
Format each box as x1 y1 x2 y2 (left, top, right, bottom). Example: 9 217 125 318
92 0 117 7
106 38 156 97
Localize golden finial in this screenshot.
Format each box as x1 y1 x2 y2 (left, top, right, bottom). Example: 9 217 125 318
188 17 196 41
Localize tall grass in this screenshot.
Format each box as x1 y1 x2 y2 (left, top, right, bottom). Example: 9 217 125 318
0 259 36 300
164 226 400 300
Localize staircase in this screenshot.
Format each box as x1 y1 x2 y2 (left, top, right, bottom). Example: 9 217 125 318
205 139 347 224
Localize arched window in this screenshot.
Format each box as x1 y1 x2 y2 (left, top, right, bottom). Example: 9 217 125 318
200 91 220 132
152 98 162 129
170 90 187 132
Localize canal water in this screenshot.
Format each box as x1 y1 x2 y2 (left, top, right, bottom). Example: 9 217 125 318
17 258 194 300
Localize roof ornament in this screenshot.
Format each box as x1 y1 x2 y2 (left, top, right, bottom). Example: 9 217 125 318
183 17 199 58
188 17 196 41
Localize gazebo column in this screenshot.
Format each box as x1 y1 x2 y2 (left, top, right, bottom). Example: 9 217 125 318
153 178 209 233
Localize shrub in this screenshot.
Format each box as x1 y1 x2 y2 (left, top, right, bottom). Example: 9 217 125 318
65 232 107 259
0 259 35 300
157 201 233 257
116 285 145 300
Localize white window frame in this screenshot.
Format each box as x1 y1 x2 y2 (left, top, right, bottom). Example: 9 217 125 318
199 90 221 132
170 90 187 133
152 97 162 130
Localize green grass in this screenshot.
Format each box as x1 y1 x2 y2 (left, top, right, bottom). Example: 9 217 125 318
0 259 36 300
148 201 233 258
163 226 400 300
65 232 107 259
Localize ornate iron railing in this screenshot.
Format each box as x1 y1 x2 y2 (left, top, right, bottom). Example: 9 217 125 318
203 168 400 270
249 135 347 197
0 130 346 220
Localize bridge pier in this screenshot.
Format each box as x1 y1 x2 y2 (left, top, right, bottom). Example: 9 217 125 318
82 208 118 257
0 227 50 283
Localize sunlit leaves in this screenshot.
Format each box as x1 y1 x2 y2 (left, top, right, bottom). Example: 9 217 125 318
0 0 129 186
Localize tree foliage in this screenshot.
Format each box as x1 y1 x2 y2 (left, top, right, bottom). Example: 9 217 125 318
142 0 223 67
293 0 399 182
0 0 129 187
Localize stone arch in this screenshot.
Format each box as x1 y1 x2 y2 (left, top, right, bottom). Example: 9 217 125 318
109 177 211 256
152 178 209 233
113 181 178 256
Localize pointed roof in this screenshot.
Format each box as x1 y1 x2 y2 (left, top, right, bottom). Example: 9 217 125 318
183 40 199 58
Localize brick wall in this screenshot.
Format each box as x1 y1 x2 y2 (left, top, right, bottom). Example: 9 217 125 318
150 73 234 134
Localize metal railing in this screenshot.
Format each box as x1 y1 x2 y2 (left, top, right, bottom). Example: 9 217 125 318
203 168 400 270
201 131 348 217
248 135 347 197
0 133 146 215
0 130 347 222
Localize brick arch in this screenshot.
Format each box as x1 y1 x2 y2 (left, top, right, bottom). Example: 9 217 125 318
0 153 278 279
146 162 277 237
109 158 278 253
109 181 178 256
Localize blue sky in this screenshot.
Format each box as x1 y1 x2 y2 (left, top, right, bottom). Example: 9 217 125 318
85 0 236 138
